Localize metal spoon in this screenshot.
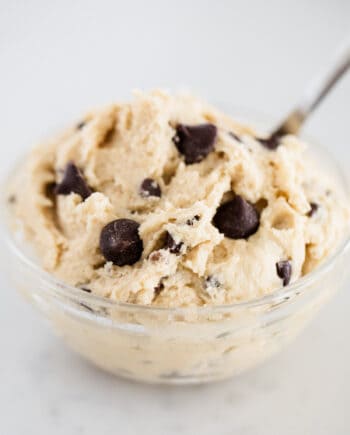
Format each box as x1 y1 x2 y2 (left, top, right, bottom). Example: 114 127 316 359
262 39 350 149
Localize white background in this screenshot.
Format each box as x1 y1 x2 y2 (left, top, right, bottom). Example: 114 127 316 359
1 1 350 434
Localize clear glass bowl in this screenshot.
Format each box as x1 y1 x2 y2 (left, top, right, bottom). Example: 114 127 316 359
2 112 350 385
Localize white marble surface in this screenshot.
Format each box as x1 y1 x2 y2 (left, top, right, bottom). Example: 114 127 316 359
1 1 350 434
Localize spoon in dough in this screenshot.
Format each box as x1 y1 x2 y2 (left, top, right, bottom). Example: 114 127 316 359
263 39 350 148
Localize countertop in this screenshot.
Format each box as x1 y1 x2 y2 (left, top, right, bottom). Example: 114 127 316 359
1 1 349 434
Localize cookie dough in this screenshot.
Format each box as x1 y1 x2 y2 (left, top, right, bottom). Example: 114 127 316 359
12 90 350 307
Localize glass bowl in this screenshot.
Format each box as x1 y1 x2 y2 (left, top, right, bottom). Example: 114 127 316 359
1 111 350 385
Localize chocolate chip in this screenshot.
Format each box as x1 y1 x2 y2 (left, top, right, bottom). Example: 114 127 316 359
276 260 292 286
45 182 57 200
80 302 94 312
139 178 161 198
213 196 260 239
55 162 92 200
258 133 281 150
80 287 92 293
229 131 242 142
173 123 217 164
255 198 268 214
204 276 221 289
76 121 86 130
164 231 183 254
149 250 162 262
100 219 143 266
154 281 164 295
307 202 319 217
186 215 200 226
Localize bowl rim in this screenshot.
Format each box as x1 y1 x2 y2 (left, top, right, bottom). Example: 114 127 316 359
2 106 350 315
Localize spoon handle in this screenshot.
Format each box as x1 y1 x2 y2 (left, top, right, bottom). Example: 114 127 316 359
275 39 350 136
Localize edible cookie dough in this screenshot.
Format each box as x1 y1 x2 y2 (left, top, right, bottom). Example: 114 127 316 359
11 90 350 307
